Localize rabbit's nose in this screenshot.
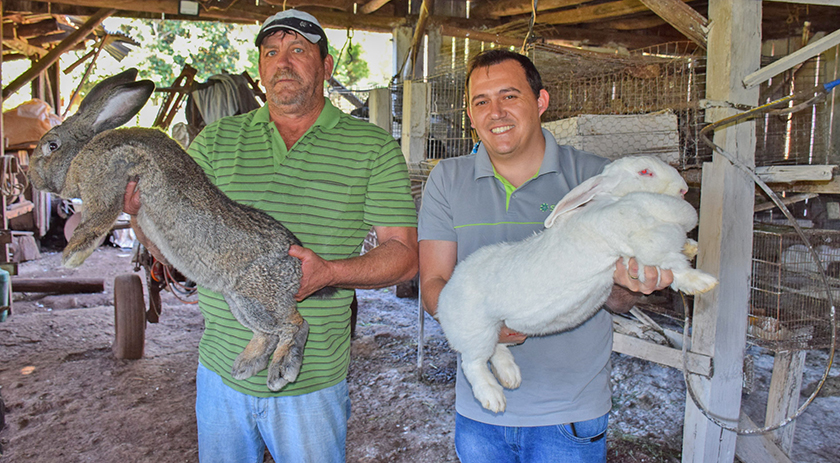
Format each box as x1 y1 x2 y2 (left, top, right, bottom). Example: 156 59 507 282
680 188 688 198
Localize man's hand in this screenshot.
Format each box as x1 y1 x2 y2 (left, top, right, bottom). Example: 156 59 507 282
124 180 141 215
288 244 335 301
122 180 169 264
499 325 527 345
613 257 673 295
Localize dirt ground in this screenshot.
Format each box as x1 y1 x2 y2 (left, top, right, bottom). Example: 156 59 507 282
1 244 839 462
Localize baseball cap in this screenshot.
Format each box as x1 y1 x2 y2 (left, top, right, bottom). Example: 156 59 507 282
255 9 329 55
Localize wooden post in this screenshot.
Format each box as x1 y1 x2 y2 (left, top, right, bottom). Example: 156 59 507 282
764 350 806 455
393 26 415 80
369 88 393 134
1 1 4 159
401 81 430 165
682 1 760 462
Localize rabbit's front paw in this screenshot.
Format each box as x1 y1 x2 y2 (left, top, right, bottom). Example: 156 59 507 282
473 382 507 413
672 269 718 295
490 345 521 390
62 239 99 268
683 239 699 259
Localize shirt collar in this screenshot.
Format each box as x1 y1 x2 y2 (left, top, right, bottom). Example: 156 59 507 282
250 97 341 130
473 128 560 180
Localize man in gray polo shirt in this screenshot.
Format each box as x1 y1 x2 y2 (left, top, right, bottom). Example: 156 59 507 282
418 50 673 462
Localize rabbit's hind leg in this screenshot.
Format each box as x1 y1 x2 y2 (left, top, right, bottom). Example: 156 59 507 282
266 318 309 392
225 293 280 381
671 267 718 295
490 344 521 390
232 331 279 381
462 352 508 413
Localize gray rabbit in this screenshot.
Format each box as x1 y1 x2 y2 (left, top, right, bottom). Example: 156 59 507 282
29 69 312 392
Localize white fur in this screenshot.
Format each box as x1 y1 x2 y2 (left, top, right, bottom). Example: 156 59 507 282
435 156 718 413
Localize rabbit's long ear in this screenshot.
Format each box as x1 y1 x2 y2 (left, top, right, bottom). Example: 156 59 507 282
89 80 156 134
544 173 622 228
78 68 139 113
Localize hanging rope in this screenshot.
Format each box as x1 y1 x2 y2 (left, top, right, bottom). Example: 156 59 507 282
1 155 29 199
682 78 840 435
330 27 354 83
521 0 539 54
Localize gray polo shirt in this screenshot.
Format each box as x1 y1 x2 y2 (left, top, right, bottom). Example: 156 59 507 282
419 129 613 426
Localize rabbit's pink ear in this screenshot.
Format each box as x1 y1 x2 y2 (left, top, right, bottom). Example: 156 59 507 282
544 173 621 228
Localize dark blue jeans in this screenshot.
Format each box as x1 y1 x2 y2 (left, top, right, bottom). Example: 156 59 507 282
454 412 608 463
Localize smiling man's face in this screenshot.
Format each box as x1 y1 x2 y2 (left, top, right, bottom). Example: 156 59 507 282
466 59 549 161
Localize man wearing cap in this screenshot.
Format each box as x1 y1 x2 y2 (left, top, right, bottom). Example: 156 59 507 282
125 9 417 463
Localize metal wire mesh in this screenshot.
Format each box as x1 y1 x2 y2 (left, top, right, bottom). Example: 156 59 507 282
531 42 709 168
750 225 840 350
756 41 840 167
422 40 711 168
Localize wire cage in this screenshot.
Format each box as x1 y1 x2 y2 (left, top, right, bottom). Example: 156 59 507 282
531 42 709 168
755 42 840 167
419 41 711 170
750 225 840 350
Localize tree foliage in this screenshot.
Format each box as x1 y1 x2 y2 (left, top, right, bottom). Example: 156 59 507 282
329 41 370 88
114 20 258 87
62 19 373 113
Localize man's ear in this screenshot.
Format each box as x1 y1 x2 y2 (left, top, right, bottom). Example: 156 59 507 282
323 54 335 81
466 107 476 128
537 89 550 117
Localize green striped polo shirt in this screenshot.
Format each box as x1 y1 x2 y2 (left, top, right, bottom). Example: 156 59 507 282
187 99 417 396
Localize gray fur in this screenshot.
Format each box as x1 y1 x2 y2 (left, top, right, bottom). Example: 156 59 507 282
29 69 310 392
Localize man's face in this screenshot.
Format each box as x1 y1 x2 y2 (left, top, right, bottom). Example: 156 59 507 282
466 60 549 160
258 30 334 112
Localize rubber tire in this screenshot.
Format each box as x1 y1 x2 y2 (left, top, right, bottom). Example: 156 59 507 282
113 274 146 359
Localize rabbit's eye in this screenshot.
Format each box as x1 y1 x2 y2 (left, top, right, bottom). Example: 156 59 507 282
48 141 60 152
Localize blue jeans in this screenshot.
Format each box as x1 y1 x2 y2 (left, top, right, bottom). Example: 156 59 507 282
195 363 351 463
454 412 608 463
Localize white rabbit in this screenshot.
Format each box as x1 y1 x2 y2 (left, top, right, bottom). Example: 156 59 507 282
435 155 718 413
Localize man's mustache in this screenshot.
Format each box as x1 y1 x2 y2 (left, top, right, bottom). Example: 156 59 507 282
270 70 301 85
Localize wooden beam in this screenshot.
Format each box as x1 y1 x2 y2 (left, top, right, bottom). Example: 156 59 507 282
538 0 694 26
439 25 522 48
639 0 709 48
734 414 794 463
12 1 502 36
360 0 394 14
765 0 840 5
754 193 818 212
2 8 115 99
2 36 48 58
743 28 840 89
542 25 684 49
754 164 836 183
473 0 585 19
6 18 60 38
407 0 434 77
11 277 105 294
764 350 806 455
612 332 713 377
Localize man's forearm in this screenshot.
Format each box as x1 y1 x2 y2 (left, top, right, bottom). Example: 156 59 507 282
604 284 641 314
327 237 418 289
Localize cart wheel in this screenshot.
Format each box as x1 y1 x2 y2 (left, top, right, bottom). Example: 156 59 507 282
114 274 146 359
